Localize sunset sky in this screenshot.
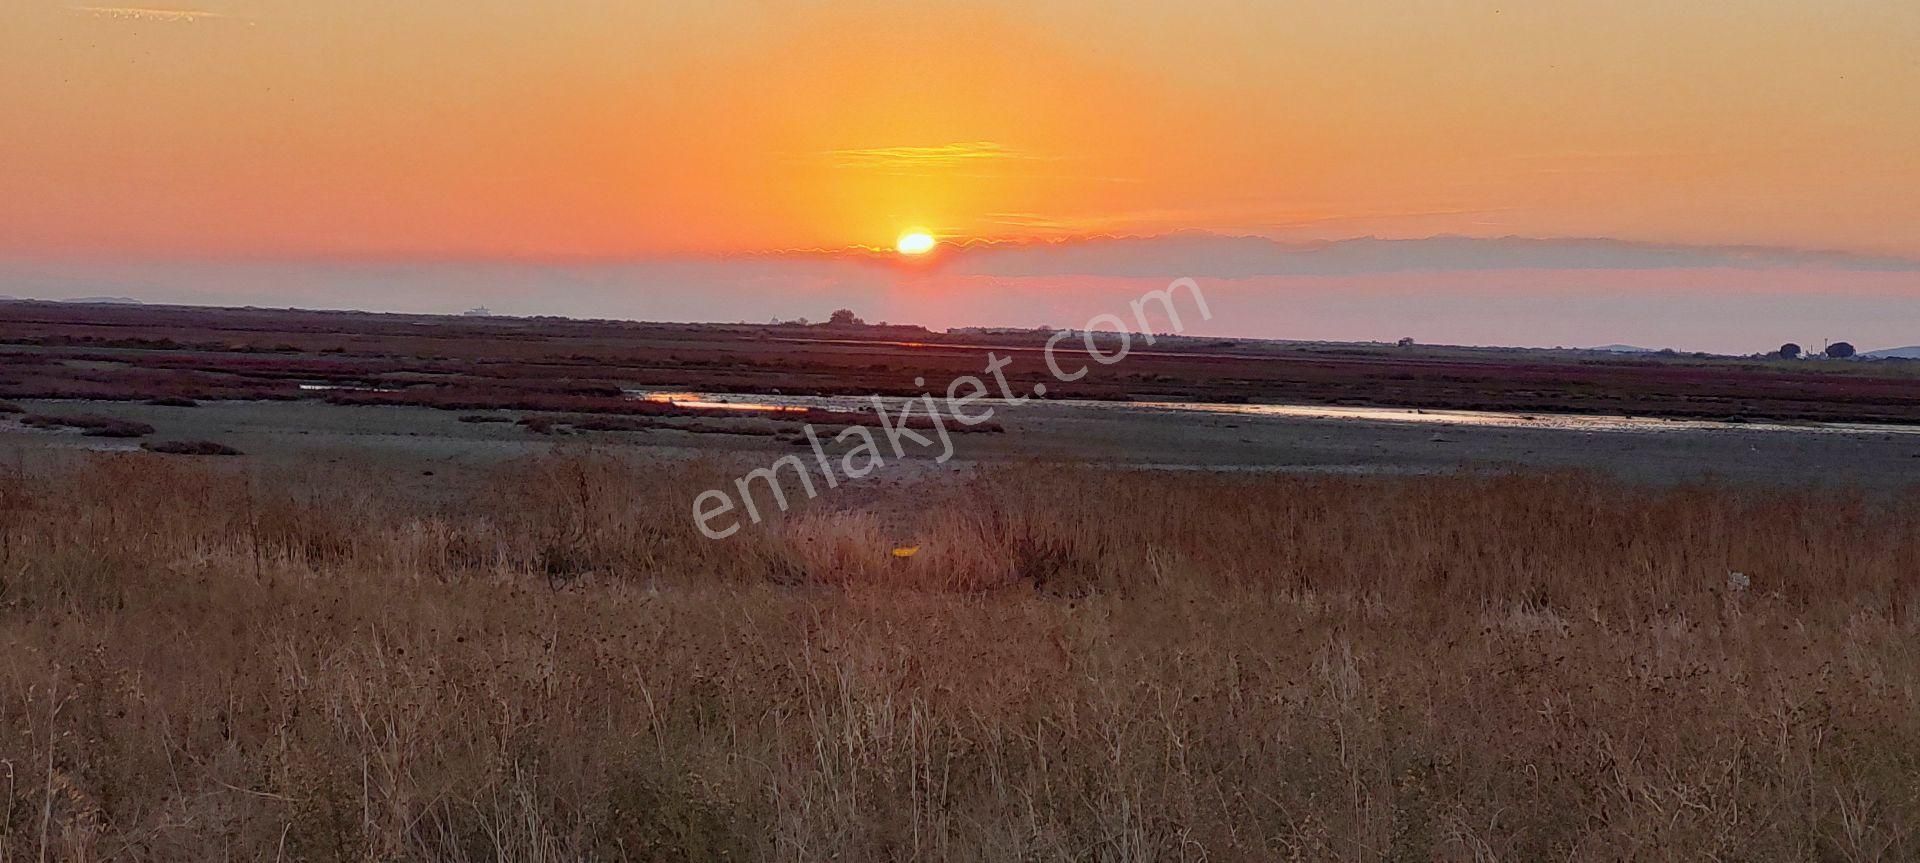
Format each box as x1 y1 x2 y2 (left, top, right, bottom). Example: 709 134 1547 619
3 1 1918 349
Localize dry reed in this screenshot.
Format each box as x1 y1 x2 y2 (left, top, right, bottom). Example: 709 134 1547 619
1 451 1917 860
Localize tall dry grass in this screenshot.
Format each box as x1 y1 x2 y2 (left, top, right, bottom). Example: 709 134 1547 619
1 450 1918 860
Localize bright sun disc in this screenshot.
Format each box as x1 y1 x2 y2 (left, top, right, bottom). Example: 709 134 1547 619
896 231 936 255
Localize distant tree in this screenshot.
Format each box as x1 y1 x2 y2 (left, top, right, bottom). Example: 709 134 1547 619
1397 337 1415 348
828 308 863 326
1826 341 1857 359
1778 343 1802 360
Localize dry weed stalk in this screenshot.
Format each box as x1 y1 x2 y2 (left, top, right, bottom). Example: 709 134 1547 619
0 452 1915 860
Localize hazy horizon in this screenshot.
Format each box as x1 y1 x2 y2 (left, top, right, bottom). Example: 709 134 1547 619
5 233 1917 354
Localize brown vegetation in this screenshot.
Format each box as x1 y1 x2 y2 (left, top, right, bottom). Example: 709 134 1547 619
1 452 1918 859
19 413 155 437
140 439 242 456
5 301 1920 423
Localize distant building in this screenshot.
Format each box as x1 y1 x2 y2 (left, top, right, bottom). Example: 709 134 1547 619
463 307 492 317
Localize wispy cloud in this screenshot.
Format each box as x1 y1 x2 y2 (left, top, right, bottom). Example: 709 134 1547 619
68 5 228 23
825 141 1053 174
976 204 1508 239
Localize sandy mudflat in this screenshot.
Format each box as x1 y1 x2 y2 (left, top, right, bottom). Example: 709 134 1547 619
3 397 1916 491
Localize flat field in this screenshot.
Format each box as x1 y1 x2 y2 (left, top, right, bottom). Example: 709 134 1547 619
5 300 1920 423
3 302 1919 860
4 454 1920 860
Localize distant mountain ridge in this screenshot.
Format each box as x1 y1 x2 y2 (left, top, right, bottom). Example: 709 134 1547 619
1863 346 1920 359
948 234 1920 279
0 295 145 305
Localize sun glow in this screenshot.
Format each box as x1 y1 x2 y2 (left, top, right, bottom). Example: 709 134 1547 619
895 231 937 256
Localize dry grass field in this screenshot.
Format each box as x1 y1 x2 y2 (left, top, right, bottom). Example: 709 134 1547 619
2 450 1918 860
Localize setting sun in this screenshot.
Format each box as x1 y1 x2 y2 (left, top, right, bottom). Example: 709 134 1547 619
896 231 937 256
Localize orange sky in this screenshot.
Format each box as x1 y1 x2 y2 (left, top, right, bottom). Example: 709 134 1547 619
3 0 1918 259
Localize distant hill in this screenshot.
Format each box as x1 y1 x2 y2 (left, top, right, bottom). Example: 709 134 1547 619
946 233 1920 279
1863 346 1920 359
1588 344 1657 353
